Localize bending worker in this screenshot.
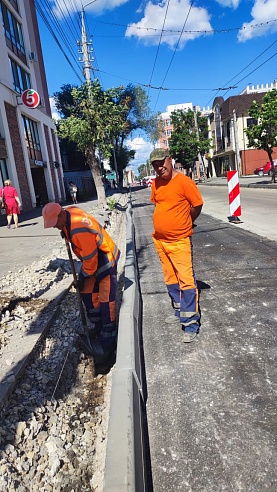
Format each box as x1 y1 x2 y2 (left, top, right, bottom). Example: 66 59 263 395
42 203 120 354
149 149 204 343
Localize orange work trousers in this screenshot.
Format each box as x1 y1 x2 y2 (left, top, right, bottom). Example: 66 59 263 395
152 236 200 332
81 268 117 343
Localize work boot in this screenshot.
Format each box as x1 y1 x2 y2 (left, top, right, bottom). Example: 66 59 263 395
183 331 198 343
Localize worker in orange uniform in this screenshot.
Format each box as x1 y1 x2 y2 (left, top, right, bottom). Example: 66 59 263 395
149 149 204 343
42 202 120 356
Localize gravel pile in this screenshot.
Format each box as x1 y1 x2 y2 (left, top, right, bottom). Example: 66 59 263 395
0 201 127 492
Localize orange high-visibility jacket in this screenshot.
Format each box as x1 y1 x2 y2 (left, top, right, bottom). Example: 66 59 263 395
62 206 120 279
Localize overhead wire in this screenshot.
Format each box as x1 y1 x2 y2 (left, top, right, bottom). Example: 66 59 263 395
38 0 80 63
97 18 277 35
152 0 195 112
205 38 277 105
147 0 171 100
34 0 83 84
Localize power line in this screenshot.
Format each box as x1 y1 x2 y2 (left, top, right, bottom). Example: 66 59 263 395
34 0 83 84
147 0 171 99
152 0 195 112
205 38 277 105
98 18 277 35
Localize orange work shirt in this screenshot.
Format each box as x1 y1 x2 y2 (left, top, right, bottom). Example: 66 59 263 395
150 173 204 241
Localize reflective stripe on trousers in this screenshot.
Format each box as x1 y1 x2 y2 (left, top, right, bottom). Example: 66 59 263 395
152 236 200 331
81 266 117 339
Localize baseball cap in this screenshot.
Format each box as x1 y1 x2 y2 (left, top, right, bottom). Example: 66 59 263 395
42 202 62 228
149 148 170 164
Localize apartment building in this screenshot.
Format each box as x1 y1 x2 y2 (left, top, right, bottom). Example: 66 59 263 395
0 0 65 215
208 81 277 176
158 102 193 149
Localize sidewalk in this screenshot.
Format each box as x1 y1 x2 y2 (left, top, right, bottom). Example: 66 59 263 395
198 174 277 189
0 197 112 279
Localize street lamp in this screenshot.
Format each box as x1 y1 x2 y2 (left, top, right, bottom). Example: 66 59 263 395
82 0 97 11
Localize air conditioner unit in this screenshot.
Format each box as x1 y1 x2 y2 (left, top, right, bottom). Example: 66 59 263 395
29 51 38 62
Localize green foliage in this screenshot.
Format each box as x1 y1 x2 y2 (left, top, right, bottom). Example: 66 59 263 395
244 89 277 182
244 89 277 156
107 197 117 211
58 81 127 157
169 109 212 168
53 83 77 118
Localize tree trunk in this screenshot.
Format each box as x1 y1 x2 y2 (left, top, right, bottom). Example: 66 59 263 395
87 148 107 208
118 167 124 190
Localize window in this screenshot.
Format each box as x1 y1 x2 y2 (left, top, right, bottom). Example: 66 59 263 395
22 116 42 161
163 140 167 147
165 119 171 127
0 159 9 187
167 129 172 136
0 1 26 60
10 58 31 93
246 118 257 128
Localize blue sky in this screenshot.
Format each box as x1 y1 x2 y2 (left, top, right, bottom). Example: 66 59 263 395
37 0 277 173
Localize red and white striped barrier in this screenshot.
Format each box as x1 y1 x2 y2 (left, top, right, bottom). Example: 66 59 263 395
147 177 154 187
227 170 241 218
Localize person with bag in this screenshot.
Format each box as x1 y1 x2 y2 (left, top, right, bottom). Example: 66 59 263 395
0 179 21 229
68 181 78 204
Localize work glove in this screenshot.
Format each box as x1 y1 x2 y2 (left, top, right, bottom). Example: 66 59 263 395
75 271 85 291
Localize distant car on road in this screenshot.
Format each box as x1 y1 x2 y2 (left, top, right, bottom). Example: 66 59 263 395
254 161 277 177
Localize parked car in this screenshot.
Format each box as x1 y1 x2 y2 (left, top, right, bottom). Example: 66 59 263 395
254 161 277 176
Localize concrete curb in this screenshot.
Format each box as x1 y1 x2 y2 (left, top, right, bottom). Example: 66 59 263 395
103 200 148 491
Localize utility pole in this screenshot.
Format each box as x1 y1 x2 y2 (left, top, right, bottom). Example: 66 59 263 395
233 110 242 176
193 106 205 182
77 1 96 83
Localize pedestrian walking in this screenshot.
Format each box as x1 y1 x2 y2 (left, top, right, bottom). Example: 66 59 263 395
68 181 78 204
42 203 120 355
0 179 21 229
149 149 204 343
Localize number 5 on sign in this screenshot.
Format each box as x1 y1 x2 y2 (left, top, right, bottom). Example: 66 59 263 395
22 89 40 109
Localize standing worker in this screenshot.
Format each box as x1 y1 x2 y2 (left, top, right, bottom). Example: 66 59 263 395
149 149 204 343
42 203 120 355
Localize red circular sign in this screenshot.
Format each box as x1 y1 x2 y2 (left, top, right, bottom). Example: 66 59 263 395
22 89 40 108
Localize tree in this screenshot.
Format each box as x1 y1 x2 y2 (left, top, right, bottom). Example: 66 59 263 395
111 85 159 187
57 80 129 207
244 89 277 183
53 83 77 118
169 109 212 171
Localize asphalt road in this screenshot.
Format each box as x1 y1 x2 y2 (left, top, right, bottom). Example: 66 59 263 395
132 186 276 492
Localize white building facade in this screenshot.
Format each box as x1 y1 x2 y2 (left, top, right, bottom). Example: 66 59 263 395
158 102 193 149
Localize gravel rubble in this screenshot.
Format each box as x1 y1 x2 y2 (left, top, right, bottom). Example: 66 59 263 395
0 199 127 492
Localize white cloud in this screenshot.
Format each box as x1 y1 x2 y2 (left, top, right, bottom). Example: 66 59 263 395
52 0 129 17
126 136 153 173
125 0 213 49
215 0 240 7
238 0 277 41
49 97 60 120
